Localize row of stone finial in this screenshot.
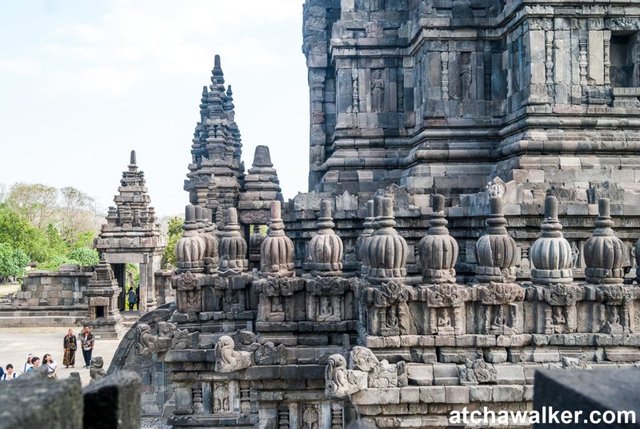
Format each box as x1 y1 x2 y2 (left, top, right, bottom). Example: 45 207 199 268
176 193 633 285
175 201 297 276
417 194 629 285
353 192 632 286
176 205 247 273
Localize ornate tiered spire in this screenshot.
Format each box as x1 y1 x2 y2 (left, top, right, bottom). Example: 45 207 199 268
184 55 243 211
176 205 206 273
218 208 248 273
308 200 343 275
530 196 573 285
96 150 163 246
364 196 408 282
418 194 458 284
260 201 295 277
584 198 625 284
475 195 519 284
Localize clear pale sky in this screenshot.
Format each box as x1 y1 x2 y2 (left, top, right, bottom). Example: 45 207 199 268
0 0 309 217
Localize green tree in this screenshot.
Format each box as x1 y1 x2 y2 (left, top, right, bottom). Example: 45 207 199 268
0 243 29 281
0 205 51 262
68 247 100 266
162 216 184 269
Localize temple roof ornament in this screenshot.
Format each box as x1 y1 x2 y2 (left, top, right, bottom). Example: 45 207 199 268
364 195 408 282
584 198 626 284
176 205 206 273
530 195 573 285
418 194 458 284
260 201 295 277
218 207 248 273
308 200 343 275
356 200 375 277
475 195 520 284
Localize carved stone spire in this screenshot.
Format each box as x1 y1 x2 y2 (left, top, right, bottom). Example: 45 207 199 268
365 196 408 282
308 200 343 275
418 194 459 284
176 205 206 273
218 208 248 273
584 198 625 284
530 195 573 285
356 200 375 277
475 196 519 283
202 208 219 274
260 201 295 277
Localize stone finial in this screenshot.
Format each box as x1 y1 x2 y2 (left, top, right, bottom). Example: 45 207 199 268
202 208 219 273
530 196 573 285
584 198 625 284
249 225 265 264
195 205 206 233
475 196 519 283
418 194 459 284
356 200 375 276
260 201 295 276
252 145 274 168
130 150 137 166
365 196 409 282
176 205 207 273
212 54 225 85
218 208 248 273
308 200 343 275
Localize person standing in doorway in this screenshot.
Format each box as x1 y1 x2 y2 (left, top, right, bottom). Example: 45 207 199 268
79 326 95 368
135 283 140 311
63 329 77 368
128 287 137 311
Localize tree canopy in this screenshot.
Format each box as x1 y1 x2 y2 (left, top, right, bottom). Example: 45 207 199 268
0 183 102 279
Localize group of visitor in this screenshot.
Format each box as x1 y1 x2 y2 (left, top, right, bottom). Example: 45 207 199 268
0 325 96 381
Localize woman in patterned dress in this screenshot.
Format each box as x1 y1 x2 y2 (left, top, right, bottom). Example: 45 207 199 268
63 329 77 368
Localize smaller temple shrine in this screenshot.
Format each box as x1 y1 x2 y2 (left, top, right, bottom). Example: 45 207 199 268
94 150 165 313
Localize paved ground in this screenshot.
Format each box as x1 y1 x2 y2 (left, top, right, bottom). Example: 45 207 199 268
0 327 122 386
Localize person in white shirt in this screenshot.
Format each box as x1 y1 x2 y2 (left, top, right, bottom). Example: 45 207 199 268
1 364 17 380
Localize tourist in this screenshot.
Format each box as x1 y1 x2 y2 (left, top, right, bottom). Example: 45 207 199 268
28 356 41 372
42 354 57 379
0 363 4 379
135 284 140 310
63 328 77 368
22 353 33 373
1 364 17 380
128 287 137 311
80 326 95 368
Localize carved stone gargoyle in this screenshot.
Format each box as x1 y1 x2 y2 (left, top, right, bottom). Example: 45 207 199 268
214 335 253 373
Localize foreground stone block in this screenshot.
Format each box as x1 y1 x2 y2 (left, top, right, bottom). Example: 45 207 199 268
0 371 83 429
83 371 141 429
534 368 640 428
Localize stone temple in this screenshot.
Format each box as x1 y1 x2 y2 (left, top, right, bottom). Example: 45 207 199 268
107 1 640 428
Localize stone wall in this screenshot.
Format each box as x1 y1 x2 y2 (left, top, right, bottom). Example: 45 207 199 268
14 267 92 307
302 0 640 218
